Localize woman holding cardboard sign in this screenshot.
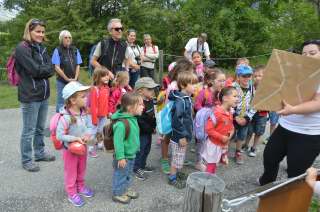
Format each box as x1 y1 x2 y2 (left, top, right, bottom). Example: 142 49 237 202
259 40 320 185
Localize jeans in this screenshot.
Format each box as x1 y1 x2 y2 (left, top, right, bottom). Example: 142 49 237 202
56 80 67 113
20 99 49 164
129 69 140 88
247 114 268 137
140 66 154 79
112 158 134 196
134 134 152 171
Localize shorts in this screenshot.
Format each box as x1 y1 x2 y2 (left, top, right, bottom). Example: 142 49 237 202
247 114 268 137
170 140 187 169
234 123 249 141
269 112 279 125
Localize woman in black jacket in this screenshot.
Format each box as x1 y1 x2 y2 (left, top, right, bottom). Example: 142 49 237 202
15 19 55 172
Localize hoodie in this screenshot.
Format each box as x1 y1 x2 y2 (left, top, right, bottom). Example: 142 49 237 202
111 110 140 160
56 108 94 148
168 90 193 143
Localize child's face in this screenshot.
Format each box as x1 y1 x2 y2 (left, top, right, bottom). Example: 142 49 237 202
183 83 195 96
132 99 144 116
224 90 238 108
100 74 109 85
254 70 263 85
192 53 202 65
71 91 87 108
238 74 252 88
214 73 226 91
121 78 129 87
140 88 155 99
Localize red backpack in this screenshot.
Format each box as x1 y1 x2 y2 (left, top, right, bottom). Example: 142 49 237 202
49 113 68 150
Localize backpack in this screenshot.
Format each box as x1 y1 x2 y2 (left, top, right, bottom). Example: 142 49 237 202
193 107 215 142
156 101 174 135
103 119 130 151
143 45 157 54
49 113 68 150
6 41 29 86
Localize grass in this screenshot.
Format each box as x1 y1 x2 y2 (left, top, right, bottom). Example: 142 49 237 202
0 69 92 109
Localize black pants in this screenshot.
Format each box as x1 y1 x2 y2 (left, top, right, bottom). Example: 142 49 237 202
259 125 320 185
134 134 152 172
140 66 154 79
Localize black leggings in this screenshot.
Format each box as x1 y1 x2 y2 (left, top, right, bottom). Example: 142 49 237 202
260 125 320 185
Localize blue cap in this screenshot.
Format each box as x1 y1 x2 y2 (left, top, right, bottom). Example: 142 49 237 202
62 81 90 100
236 64 253 76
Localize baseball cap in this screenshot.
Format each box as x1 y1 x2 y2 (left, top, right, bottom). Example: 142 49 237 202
134 77 159 90
62 81 90 100
236 64 253 76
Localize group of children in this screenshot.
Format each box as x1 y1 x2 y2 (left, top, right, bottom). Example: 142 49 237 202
53 53 279 207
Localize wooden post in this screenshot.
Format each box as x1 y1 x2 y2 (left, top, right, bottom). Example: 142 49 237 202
158 50 164 86
183 172 225 212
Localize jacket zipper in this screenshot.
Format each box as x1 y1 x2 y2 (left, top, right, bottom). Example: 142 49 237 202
37 45 47 99
111 44 116 70
32 78 36 89
43 79 47 99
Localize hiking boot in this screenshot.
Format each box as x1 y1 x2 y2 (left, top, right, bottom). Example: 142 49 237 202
34 152 56 162
161 159 170 174
68 194 85 207
168 178 186 189
112 195 131 204
22 162 40 172
79 187 94 198
125 189 139 199
135 169 147 181
177 172 188 181
248 148 256 157
235 152 244 165
143 166 154 173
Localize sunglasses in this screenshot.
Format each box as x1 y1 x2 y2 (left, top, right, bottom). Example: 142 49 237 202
113 27 124 32
240 74 252 78
29 19 46 30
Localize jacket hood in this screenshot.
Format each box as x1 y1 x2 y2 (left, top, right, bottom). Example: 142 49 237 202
58 107 87 116
111 110 135 120
168 90 190 101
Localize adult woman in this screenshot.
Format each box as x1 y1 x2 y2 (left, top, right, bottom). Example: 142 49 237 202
140 34 159 79
15 19 55 172
51 30 82 112
259 40 320 185
126 29 141 88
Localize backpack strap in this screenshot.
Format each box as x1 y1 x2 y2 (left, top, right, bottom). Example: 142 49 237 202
122 119 130 140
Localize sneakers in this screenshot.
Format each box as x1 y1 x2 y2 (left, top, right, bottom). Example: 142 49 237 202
177 172 188 181
183 159 193 166
112 194 131 204
22 162 40 172
248 148 256 157
68 194 85 207
88 146 98 158
235 151 244 165
220 153 229 165
168 178 186 189
135 169 147 181
143 166 154 173
34 153 56 162
97 142 104 150
161 159 170 174
125 189 139 199
79 187 94 198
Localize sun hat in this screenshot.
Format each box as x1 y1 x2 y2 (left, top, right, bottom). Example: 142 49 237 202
62 81 90 100
134 77 159 90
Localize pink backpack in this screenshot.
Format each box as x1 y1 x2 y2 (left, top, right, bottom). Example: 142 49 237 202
49 113 68 150
6 41 29 86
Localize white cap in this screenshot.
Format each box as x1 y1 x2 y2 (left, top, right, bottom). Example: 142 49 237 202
62 81 90 100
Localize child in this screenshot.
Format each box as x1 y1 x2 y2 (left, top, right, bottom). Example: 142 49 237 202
88 67 110 157
306 167 320 195
160 58 194 174
133 77 159 180
232 64 255 165
168 71 198 189
201 87 237 174
192 51 205 82
112 92 144 204
109 71 131 115
243 65 268 157
56 81 94 207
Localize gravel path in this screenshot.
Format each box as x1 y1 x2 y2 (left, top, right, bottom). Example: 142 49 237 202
0 107 309 212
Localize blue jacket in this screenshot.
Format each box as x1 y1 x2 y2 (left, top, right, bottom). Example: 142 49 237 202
168 90 193 143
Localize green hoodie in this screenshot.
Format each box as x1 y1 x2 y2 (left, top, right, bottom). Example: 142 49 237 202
111 110 140 160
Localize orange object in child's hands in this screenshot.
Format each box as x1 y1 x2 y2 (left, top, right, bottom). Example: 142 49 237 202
69 141 86 156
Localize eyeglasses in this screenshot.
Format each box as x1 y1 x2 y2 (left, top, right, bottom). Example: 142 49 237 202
241 74 252 78
29 19 46 30
113 27 124 32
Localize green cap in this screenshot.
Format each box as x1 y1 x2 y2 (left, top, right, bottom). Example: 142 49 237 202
134 77 159 90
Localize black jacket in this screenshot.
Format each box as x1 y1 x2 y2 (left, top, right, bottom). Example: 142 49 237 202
15 41 54 103
137 99 156 135
56 45 78 84
168 90 193 143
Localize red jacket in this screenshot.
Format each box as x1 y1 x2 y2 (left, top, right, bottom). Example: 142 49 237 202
206 105 234 147
109 86 132 114
89 85 110 125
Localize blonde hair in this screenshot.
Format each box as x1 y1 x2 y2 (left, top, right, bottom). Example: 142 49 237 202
177 71 198 90
59 30 72 44
92 67 109 86
113 71 129 87
120 92 143 112
65 91 87 124
23 19 47 42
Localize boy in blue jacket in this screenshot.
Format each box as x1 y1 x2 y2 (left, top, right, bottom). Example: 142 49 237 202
168 71 198 189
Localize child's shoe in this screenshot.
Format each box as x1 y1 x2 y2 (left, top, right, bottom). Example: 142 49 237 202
220 153 229 165
240 145 249 153
88 146 98 158
248 148 256 157
79 187 94 198
235 151 244 165
177 172 188 181
68 194 85 207
135 169 148 181
168 176 186 189
143 165 154 173
112 194 131 204
97 142 104 150
160 158 170 174
125 188 139 199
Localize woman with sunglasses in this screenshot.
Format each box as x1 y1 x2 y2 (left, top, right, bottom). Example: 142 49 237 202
140 34 159 79
51 30 83 112
15 19 55 172
259 40 320 185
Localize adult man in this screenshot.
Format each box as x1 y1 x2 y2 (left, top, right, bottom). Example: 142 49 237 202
184 33 211 61
91 18 128 79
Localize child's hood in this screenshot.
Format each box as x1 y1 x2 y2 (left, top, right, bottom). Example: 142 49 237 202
168 90 190 101
111 110 135 120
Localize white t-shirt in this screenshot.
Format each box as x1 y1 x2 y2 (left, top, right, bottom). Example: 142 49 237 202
279 85 320 135
185 38 210 60
125 44 141 69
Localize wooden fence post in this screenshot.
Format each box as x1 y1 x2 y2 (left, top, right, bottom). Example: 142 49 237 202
158 50 164 86
183 172 225 212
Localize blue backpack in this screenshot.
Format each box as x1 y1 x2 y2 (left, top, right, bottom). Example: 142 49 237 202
193 107 215 142
156 101 174 135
